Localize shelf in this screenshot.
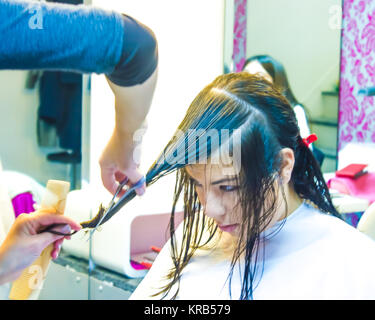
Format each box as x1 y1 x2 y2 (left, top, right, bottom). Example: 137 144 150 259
309 118 338 127
318 147 337 160
322 91 339 96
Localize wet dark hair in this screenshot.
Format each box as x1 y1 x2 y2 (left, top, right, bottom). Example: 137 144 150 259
81 72 339 299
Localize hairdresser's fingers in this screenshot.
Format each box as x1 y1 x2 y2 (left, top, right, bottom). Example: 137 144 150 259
51 238 64 259
114 168 145 197
115 171 127 182
34 223 73 255
113 172 129 197
100 165 118 195
31 211 82 232
33 231 64 252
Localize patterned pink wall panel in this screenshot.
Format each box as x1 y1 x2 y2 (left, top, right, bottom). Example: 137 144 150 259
339 0 375 150
233 0 247 72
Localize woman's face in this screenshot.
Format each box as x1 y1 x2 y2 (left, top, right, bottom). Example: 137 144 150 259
185 149 298 237
185 164 242 235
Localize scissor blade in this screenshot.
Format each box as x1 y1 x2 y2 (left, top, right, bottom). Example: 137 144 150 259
90 177 146 235
102 176 146 223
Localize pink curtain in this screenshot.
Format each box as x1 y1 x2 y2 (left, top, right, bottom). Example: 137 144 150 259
233 0 247 72
339 0 375 150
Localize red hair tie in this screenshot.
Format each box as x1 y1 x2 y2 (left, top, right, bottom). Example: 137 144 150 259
302 133 318 147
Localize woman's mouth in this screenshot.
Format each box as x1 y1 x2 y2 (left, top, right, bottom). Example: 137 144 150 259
218 223 239 233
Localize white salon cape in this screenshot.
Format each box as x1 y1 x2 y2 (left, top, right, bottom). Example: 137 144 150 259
130 202 375 300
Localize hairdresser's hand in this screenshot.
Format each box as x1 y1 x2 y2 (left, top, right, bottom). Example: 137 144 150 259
0 209 81 285
99 125 146 197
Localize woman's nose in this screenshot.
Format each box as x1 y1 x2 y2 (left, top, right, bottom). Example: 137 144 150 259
202 192 225 219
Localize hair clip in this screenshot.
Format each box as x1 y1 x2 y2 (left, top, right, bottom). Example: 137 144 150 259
302 133 318 147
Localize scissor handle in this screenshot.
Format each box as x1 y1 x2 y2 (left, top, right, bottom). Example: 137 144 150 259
110 176 146 213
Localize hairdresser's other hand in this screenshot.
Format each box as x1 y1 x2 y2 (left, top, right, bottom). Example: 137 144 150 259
0 209 81 285
99 125 146 197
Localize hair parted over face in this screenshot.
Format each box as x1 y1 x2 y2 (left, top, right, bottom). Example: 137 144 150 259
148 72 339 300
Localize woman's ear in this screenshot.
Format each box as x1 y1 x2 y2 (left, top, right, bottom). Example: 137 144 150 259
279 148 295 185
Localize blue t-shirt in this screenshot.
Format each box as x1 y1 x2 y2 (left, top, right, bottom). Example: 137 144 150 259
0 0 157 85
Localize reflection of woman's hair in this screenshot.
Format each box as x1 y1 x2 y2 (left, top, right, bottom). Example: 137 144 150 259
243 55 300 108
242 55 328 167
83 73 338 299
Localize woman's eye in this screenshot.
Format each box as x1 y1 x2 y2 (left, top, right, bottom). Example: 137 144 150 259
219 185 239 192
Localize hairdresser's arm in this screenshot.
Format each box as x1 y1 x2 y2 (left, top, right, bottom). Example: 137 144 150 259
100 68 157 196
0 209 81 285
0 0 125 73
0 0 159 84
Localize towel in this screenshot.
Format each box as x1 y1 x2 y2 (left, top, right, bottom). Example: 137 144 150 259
327 172 375 204
11 192 36 218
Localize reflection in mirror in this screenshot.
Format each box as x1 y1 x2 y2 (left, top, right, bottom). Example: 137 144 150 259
0 70 82 189
225 0 342 173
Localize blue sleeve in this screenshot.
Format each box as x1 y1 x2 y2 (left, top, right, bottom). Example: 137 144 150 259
106 14 158 86
0 0 124 75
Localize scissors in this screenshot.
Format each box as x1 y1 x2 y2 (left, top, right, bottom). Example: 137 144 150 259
39 176 146 236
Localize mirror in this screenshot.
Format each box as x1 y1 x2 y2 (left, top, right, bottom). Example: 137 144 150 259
0 70 82 188
224 0 342 173
1 0 226 300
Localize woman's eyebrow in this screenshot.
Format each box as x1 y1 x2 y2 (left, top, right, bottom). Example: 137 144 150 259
211 177 237 185
189 176 237 185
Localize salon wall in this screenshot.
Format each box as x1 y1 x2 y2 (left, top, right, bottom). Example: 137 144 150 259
0 71 67 185
245 0 341 119
338 0 375 150
223 0 235 73
243 0 342 173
